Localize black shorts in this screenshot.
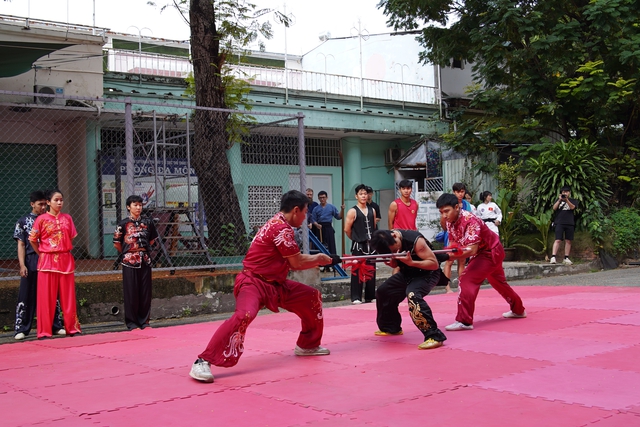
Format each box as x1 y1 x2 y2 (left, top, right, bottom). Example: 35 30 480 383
555 224 575 241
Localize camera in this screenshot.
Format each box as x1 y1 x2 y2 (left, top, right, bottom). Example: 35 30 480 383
561 194 567 199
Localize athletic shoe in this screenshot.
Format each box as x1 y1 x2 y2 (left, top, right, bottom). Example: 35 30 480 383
374 330 403 336
189 358 214 383
14 332 25 340
563 258 573 265
502 310 527 319
294 345 330 356
550 256 556 264
445 321 473 331
418 338 443 350
352 300 362 305
55 328 67 336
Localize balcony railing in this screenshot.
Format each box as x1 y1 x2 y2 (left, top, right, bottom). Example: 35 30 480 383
105 49 438 105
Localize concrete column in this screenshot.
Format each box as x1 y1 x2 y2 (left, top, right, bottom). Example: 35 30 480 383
342 137 362 209
85 120 101 258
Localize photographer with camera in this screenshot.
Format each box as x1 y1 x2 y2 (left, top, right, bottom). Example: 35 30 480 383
551 186 579 265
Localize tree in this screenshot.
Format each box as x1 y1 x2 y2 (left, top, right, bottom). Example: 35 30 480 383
160 0 287 253
378 0 640 205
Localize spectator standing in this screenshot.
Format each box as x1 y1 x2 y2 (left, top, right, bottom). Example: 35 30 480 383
113 195 159 330
476 191 502 235
388 179 418 230
551 186 579 265
306 188 320 238
366 186 381 230
311 191 344 256
344 184 377 304
29 190 81 339
465 191 477 214
13 191 64 340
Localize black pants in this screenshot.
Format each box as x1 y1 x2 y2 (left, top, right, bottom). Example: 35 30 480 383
376 270 447 342
350 242 376 302
15 254 62 336
319 222 337 255
122 263 153 330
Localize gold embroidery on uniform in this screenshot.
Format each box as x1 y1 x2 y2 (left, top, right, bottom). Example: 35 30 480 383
408 291 430 330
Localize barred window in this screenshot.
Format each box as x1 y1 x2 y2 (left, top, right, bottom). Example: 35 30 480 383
241 134 340 167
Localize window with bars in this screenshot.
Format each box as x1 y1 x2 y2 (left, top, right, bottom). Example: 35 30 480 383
241 134 340 167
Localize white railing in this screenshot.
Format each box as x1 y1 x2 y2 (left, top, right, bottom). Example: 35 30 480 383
106 49 192 78
105 49 438 105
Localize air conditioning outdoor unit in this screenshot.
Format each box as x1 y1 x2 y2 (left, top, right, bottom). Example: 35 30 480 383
384 148 403 164
34 85 65 106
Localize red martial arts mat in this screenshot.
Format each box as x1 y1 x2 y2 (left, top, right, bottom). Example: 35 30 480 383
1 285 640 426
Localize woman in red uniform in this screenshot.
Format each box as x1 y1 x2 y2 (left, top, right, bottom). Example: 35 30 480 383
29 189 81 339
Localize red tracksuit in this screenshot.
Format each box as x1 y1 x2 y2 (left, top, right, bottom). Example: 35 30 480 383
29 212 81 338
446 210 525 325
198 212 324 367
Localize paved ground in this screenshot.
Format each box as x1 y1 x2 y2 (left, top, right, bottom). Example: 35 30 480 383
1 267 639 426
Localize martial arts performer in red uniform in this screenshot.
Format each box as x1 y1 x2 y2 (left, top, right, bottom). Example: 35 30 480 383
436 193 526 331
29 189 81 339
190 190 333 383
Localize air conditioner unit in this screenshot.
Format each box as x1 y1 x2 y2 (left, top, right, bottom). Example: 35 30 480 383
384 148 403 164
34 86 65 106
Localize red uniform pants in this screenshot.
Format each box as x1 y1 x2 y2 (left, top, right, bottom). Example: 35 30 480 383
37 271 81 338
199 272 324 367
456 245 525 325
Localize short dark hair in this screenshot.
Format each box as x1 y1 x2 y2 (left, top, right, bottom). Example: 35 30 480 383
480 191 492 203
370 230 395 254
398 179 413 189
29 190 46 203
126 195 144 206
365 186 373 194
452 182 466 192
561 186 571 193
281 190 309 213
436 193 459 208
318 190 328 197
45 189 63 200
354 184 367 194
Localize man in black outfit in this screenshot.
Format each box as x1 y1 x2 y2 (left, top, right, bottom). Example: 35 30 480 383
551 186 579 265
369 229 448 350
366 186 381 230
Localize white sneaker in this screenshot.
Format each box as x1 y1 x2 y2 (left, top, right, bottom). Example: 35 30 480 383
14 332 26 340
502 310 527 319
563 258 572 265
55 328 67 336
352 300 362 305
294 345 330 356
189 358 214 383
445 321 473 331
550 256 556 264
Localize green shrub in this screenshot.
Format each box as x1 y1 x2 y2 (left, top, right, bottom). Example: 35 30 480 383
609 208 640 257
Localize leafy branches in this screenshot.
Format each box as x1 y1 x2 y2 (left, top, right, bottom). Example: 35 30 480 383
522 138 611 221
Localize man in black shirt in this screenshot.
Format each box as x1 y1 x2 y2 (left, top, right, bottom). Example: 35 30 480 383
369 229 448 350
551 186 579 265
366 186 381 230
344 184 377 304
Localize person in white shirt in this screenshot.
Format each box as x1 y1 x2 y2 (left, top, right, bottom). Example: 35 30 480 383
476 191 502 235
464 191 477 215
